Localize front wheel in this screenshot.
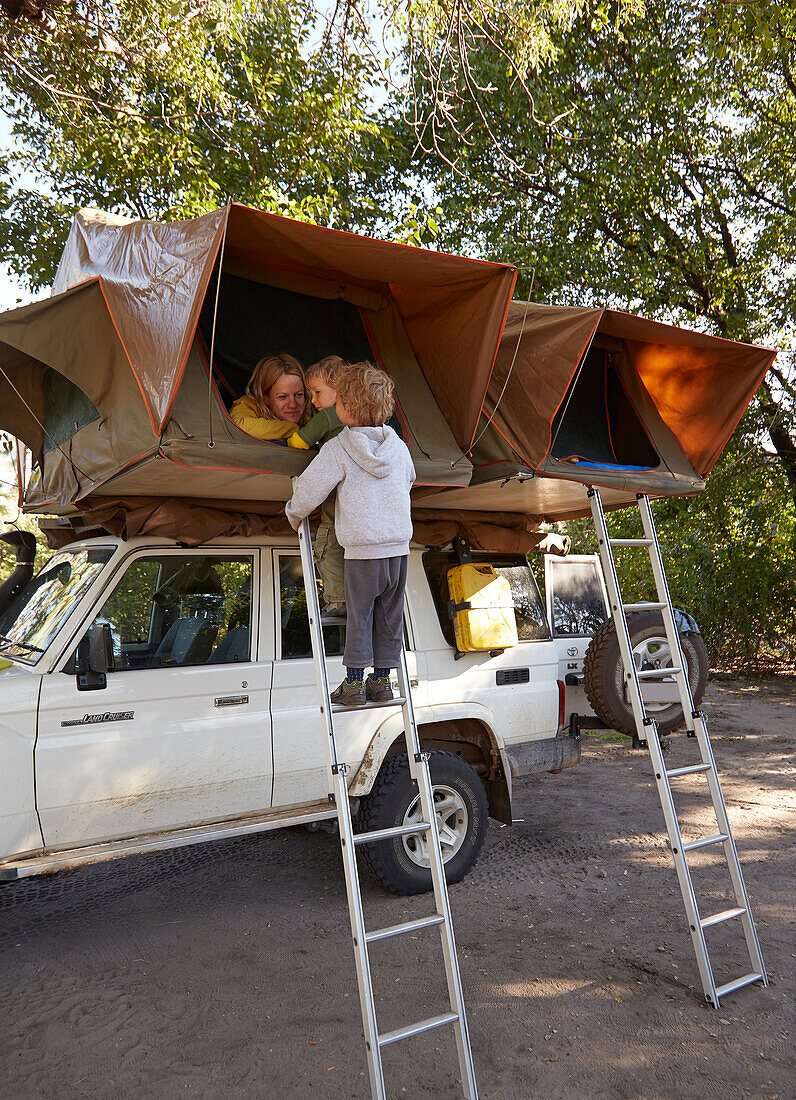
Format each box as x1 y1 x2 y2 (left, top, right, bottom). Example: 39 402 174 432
356 749 489 895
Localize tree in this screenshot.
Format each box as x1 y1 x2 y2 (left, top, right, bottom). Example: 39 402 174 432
399 0 796 506
0 0 394 287
0 1 640 288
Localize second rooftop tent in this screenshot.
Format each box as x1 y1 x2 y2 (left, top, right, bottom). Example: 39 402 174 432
418 301 776 521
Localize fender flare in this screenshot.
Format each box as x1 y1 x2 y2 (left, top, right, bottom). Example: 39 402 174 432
348 701 512 804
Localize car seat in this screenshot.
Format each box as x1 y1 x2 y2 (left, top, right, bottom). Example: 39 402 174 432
209 625 250 663
153 561 224 666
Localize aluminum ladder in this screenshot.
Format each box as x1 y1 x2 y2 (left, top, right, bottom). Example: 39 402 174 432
297 518 478 1099
588 488 767 1007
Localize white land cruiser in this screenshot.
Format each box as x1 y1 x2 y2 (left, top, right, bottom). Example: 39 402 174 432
0 534 581 894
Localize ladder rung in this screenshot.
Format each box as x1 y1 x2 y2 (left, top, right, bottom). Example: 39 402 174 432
667 763 712 778
623 601 666 611
714 972 764 1000
700 906 747 930
609 538 654 547
354 822 431 846
331 696 406 712
378 1012 459 1047
683 833 729 853
637 666 682 679
366 913 445 944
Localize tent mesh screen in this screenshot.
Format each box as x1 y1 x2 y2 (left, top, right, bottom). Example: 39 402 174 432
550 348 659 469
197 272 374 407
42 368 99 454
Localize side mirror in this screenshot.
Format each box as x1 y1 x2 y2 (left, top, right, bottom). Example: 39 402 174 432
71 622 115 691
89 622 114 673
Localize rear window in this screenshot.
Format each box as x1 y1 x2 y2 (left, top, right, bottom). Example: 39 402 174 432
423 551 551 646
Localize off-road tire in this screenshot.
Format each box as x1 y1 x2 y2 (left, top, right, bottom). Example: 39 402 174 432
584 611 708 737
355 749 488 895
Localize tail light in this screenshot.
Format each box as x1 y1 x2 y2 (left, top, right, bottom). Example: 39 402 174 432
558 679 566 731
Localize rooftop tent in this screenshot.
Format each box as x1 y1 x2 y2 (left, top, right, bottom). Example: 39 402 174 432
0 204 517 515
416 302 776 521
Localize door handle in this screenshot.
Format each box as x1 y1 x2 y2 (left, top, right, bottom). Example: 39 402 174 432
215 695 249 707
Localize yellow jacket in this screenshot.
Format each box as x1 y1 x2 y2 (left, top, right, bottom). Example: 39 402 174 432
229 395 308 447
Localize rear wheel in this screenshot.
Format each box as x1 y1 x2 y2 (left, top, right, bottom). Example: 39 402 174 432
584 611 708 737
356 749 488 895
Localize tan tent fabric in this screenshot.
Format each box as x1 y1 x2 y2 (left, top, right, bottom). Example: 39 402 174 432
40 496 554 556
221 206 517 448
0 206 775 540
489 302 602 468
53 207 228 432
49 204 516 450
487 302 775 478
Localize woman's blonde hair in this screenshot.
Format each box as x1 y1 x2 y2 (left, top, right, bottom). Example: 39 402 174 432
245 353 311 426
306 355 350 388
336 361 395 427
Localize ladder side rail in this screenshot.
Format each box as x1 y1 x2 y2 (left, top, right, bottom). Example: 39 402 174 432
645 718 719 1001
588 488 650 738
297 520 341 778
297 519 387 1098
636 495 698 730
689 714 768 990
395 651 479 1100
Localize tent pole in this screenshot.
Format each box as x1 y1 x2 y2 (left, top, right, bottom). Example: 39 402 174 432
207 200 232 449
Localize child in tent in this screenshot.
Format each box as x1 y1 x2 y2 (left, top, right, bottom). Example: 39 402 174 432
285 361 415 706
287 355 350 620
287 355 348 451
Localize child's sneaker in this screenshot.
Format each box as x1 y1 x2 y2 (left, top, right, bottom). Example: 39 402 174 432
365 675 393 703
330 678 366 706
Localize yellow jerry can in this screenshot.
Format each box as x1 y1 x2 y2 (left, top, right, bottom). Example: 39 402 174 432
447 563 518 652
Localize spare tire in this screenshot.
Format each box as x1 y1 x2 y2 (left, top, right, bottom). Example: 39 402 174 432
584 611 708 737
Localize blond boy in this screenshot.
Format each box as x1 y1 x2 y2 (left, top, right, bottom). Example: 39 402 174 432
285 362 415 705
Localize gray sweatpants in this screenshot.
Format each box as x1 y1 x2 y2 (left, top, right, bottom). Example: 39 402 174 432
343 556 408 670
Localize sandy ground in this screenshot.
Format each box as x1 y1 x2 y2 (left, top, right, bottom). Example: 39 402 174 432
1 678 793 1100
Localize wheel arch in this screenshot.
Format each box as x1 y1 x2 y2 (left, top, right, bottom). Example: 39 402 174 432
349 706 512 824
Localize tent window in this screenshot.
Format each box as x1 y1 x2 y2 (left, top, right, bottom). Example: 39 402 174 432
197 272 374 410
549 348 658 470
42 368 100 454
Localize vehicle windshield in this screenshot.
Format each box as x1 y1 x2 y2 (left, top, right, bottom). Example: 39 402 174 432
0 546 114 663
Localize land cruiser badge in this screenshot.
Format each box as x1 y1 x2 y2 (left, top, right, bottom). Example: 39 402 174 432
61 711 135 727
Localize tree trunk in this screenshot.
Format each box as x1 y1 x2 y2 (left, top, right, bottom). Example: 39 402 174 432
757 379 796 509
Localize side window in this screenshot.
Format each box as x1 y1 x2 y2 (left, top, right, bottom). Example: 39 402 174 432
89 554 254 669
422 550 551 646
546 557 609 638
277 553 344 659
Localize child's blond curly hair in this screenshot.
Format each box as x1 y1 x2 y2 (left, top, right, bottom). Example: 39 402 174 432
336 361 395 427
306 355 349 388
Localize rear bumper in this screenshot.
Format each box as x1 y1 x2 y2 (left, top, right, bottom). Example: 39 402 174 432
504 734 581 777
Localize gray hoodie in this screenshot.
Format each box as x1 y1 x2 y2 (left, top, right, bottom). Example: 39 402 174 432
285 425 416 558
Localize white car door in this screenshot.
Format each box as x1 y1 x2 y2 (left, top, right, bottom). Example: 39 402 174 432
36 549 273 848
269 548 421 809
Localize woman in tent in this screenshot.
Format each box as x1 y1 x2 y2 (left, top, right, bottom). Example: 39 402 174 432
230 353 312 442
